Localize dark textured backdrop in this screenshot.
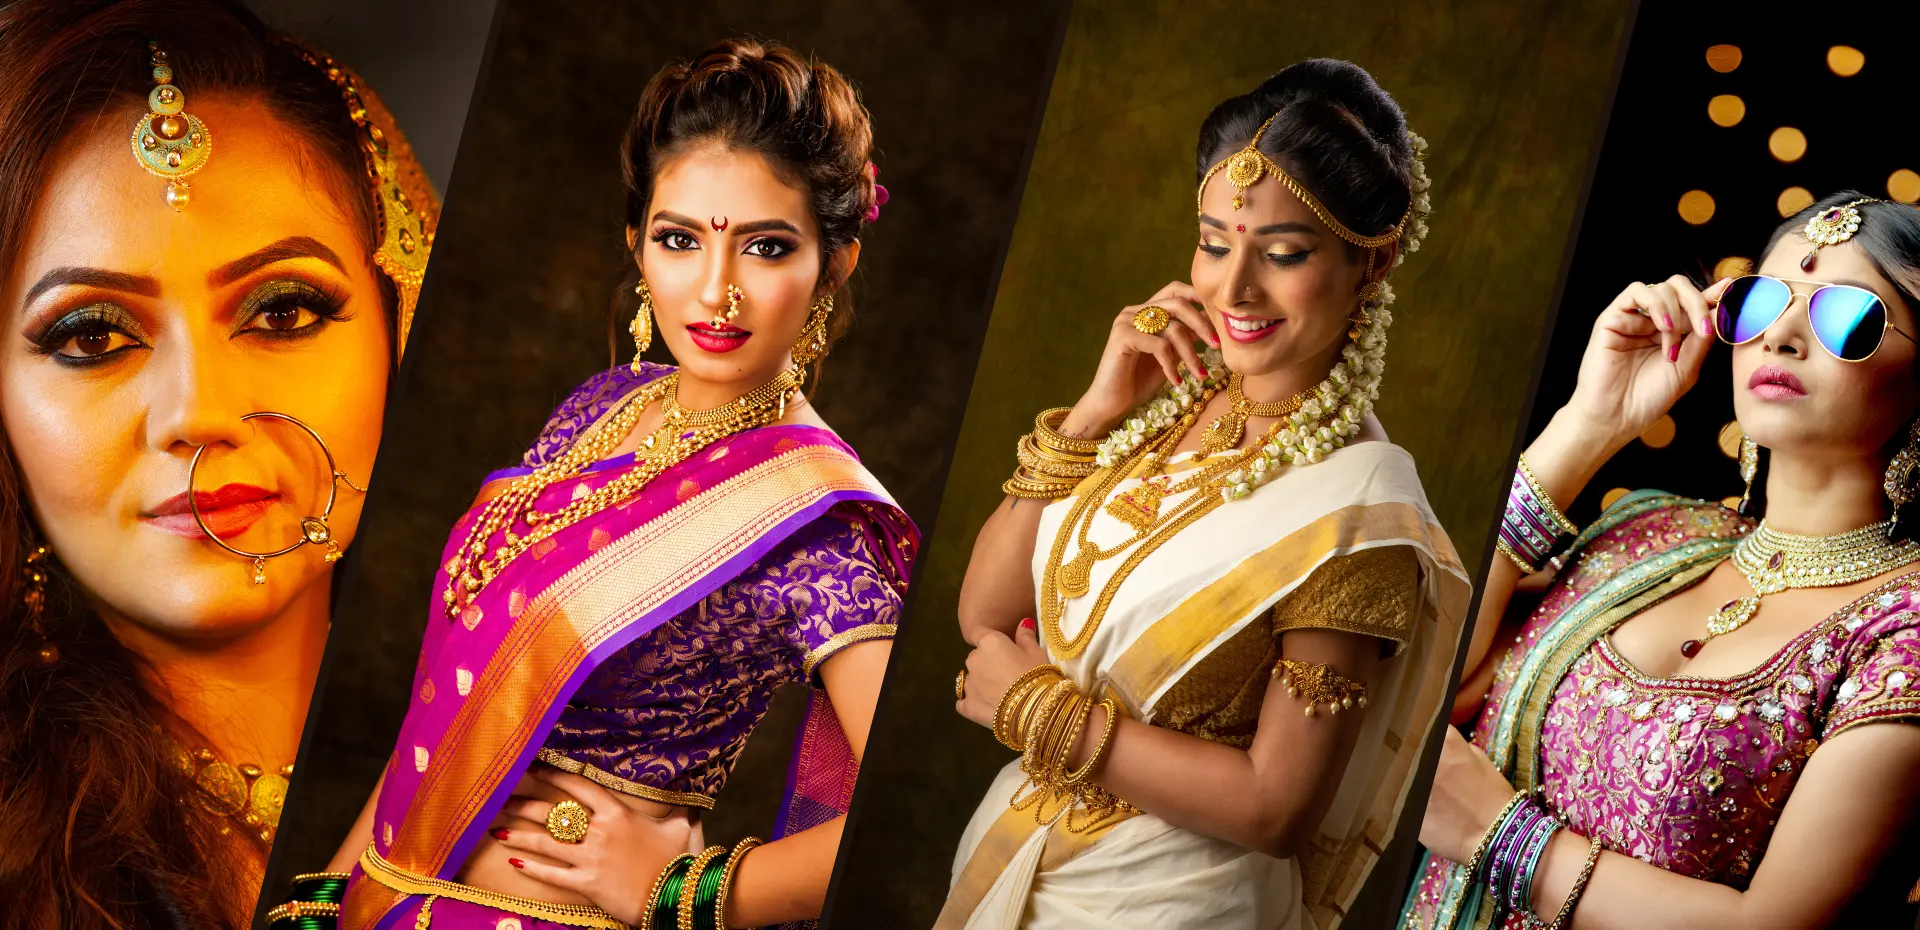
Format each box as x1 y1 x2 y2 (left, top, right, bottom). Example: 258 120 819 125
829 1 1634 927
1511 7 1920 927
260 0 1069 918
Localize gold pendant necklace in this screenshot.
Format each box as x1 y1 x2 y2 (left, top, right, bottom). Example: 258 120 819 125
442 368 802 615
1689 518 1920 657
169 741 293 844
1197 373 1310 455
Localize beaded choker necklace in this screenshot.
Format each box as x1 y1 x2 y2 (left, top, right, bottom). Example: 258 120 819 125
1690 518 1920 656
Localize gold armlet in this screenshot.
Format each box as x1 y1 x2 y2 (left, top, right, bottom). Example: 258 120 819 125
1274 658 1369 717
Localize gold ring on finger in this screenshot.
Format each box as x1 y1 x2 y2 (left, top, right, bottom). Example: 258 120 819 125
546 799 591 844
1132 305 1170 335
955 669 969 701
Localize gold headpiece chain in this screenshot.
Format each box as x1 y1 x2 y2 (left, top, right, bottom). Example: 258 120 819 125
1195 112 1408 250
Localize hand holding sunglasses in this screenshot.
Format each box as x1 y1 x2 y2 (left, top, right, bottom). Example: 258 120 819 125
1714 274 1916 362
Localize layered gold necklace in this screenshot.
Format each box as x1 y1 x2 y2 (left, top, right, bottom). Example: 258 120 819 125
442 369 803 616
1041 375 1305 659
169 741 292 844
1690 518 1920 656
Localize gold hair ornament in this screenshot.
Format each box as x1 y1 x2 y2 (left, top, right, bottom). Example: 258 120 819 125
281 42 439 358
1799 198 1881 272
1196 112 1410 249
187 412 368 586
131 42 211 211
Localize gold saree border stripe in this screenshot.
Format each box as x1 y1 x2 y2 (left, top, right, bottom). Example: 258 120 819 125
801 622 897 681
1106 501 1463 710
358 843 630 929
533 749 714 808
932 790 1139 930
387 445 891 893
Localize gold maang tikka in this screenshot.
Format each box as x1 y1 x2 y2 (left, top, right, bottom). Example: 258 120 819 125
131 42 211 211
1799 198 1881 272
711 284 745 328
1195 112 1409 251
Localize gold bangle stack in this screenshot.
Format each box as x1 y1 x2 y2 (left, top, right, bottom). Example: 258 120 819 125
1004 408 1101 500
1273 658 1370 718
714 836 761 930
991 663 1134 832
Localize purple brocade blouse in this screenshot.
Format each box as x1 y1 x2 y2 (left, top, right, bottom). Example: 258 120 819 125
520 365 902 807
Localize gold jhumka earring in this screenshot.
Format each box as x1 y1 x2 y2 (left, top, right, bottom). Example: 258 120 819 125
630 276 655 371
1884 419 1920 538
131 41 211 211
187 412 368 585
791 293 835 375
1737 434 1760 517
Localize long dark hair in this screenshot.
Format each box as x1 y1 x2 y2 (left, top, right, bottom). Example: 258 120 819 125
1744 191 1920 533
0 2 388 927
614 37 880 383
1196 58 1416 255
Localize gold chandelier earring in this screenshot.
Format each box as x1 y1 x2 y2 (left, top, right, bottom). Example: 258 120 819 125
629 276 654 372
1737 434 1761 517
791 293 835 375
1350 250 1385 341
1883 418 1920 538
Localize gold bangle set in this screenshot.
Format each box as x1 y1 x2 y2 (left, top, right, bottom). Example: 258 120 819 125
992 664 1134 832
1004 408 1100 500
1273 658 1370 718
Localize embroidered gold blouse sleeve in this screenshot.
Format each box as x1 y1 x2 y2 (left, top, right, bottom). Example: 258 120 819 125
1268 544 1421 656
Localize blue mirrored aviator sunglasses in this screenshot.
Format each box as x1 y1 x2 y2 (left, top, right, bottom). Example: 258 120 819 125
1714 274 1916 362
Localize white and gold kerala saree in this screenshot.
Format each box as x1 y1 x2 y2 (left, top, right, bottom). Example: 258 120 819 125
941 440 1469 930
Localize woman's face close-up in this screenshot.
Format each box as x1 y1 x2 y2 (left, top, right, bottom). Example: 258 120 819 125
638 145 841 391
1731 238 1919 462
1191 164 1372 382
0 98 391 645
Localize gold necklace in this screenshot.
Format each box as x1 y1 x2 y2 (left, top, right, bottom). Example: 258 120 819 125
442 368 802 616
169 741 292 844
1041 389 1282 659
1197 373 1311 455
1690 518 1920 656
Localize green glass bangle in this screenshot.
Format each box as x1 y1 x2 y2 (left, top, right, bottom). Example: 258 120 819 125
690 847 732 930
648 855 695 930
289 877 349 904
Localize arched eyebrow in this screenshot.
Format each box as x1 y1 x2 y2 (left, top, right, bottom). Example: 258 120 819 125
209 236 347 287
24 268 158 306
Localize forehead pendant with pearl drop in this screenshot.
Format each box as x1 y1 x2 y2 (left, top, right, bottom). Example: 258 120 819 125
129 41 212 211
1798 198 1878 272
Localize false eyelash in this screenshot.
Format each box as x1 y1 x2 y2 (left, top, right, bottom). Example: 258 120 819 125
237 278 353 340
27 304 149 359
1265 250 1311 268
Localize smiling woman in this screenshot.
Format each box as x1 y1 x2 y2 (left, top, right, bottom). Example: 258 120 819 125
0 1 437 927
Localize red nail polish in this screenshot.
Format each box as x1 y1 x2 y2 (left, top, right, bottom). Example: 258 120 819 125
1669 342 1681 362
1020 617 1036 630
509 858 525 869
1662 312 1673 329
492 829 510 840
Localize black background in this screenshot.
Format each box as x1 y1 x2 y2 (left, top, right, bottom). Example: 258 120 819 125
260 0 1070 920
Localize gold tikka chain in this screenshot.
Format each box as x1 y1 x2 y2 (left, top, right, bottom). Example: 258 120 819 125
441 368 803 617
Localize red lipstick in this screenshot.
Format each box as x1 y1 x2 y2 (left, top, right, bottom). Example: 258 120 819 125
1747 364 1807 401
144 484 277 539
686 321 752 354
1219 310 1283 344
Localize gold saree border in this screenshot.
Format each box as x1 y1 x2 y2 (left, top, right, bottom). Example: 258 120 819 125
349 444 890 930
358 843 629 929
933 787 1137 930
533 748 714 808
801 621 897 681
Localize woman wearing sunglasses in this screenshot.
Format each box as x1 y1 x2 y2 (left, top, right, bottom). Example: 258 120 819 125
1402 190 1920 929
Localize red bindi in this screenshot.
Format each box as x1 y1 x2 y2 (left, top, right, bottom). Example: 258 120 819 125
711 216 729 232
1235 223 1245 233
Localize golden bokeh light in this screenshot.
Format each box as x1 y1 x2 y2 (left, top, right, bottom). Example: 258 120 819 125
1713 256 1753 280
1769 127 1807 162
1706 44 1742 73
1777 186 1815 217
1827 45 1865 77
1707 94 1745 127
1722 495 1744 510
1678 190 1716 225
1717 421 1744 458
1602 488 1631 510
1641 415 1677 449
1890 169 1920 204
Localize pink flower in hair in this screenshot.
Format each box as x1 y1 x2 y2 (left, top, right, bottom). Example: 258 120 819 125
865 161 889 223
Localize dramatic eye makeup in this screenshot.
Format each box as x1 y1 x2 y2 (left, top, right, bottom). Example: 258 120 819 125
650 227 701 251
1198 233 1230 258
27 303 151 365
744 236 796 260
235 277 351 340
1264 245 1311 268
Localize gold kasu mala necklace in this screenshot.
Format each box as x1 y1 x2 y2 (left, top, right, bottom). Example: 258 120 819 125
1689 518 1920 657
442 368 803 616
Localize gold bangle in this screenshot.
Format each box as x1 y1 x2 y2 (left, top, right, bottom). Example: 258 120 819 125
678 845 725 930
1064 698 1121 787
640 853 695 930
994 664 1065 748
1017 438 1097 476
1274 658 1369 717
1020 679 1075 773
1516 453 1578 535
1545 835 1603 930
1047 689 1093 783
1003 471 1080 500
715 837 761 930
1495 537 1544 575
1463 790 1528 881
1035 407 1102 455
266 901 342 922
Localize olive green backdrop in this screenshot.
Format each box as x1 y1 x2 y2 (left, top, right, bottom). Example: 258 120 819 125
831 1 1635 927
259 0 1069 920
